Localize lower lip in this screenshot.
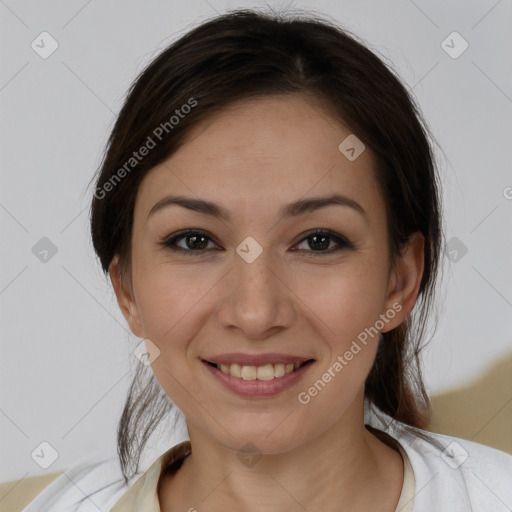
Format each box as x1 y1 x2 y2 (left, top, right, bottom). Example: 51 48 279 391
202 360 314 398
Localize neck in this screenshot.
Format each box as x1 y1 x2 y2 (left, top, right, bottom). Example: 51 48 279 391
159 397 404 512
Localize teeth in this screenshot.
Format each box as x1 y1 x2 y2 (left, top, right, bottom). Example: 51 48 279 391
215 361 306 380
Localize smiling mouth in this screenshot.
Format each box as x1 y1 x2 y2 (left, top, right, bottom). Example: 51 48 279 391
203 359 315 381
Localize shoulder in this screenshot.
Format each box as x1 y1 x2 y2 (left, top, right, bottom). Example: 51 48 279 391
5 456 130 512
391 423 512 511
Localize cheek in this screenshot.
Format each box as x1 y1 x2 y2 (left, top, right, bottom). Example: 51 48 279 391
134 268 209 415
291 267 386 425
297 259 389 341
132 245 214 341
291 258 389 393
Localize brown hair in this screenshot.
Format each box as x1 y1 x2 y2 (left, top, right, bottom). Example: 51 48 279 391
89 7 443 484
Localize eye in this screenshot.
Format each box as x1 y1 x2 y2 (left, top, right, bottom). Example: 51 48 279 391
292 229 354 255
159 229 219 255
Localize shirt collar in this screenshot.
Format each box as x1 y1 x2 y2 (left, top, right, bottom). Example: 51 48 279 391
110 440 191 512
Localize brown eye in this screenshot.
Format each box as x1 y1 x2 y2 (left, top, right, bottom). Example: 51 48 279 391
160 229 218 255
293 229 354 254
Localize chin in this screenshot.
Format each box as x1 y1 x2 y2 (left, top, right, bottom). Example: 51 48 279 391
214 417 310 455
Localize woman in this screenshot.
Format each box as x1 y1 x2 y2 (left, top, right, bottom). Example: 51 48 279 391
20 7 512 512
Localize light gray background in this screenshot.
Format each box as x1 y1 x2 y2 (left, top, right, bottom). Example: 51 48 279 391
1 0 511 483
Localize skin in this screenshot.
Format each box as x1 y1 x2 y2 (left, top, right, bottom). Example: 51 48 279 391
110 94 424 511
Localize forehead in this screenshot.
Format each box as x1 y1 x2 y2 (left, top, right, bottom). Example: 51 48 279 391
135 94 382 221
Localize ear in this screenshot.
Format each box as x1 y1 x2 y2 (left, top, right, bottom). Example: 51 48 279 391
109 254 144 338
381 231 425 333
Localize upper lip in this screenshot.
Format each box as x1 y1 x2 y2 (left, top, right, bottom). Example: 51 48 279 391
202 353 314 366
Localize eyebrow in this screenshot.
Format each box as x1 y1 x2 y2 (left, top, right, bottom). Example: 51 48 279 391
147 194 367 222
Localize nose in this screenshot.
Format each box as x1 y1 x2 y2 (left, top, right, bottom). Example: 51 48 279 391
217 243 295 340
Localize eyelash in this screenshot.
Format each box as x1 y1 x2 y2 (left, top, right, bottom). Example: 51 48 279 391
158 228 355 257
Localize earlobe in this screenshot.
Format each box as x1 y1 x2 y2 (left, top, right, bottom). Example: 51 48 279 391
109 255 144 338
382 232 425 332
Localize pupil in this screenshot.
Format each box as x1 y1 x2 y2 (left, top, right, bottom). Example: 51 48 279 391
187 235 208 250
310 235 329 250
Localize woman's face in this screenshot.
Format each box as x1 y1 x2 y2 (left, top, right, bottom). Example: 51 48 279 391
112 94 422 454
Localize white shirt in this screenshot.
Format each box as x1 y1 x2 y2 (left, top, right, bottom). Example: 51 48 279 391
21 416 512 511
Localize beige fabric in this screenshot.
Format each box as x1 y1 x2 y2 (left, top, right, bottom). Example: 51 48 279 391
396 444 415 512
429 356 512 455
0 471 63 512
111 440 191 511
